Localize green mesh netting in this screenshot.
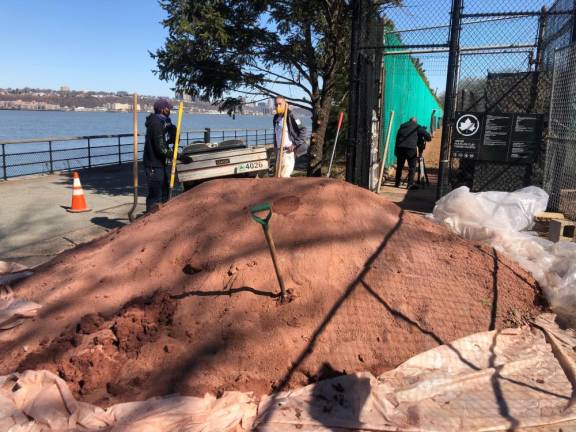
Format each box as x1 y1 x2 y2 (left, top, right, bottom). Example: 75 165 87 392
381 33 444 167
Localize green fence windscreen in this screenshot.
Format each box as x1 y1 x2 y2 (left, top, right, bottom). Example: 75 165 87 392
381 33 444 167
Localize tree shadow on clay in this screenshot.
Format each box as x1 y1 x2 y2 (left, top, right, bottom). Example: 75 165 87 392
474 244 535 292
490 248 499 331
145 336 228 400
255 209 406 428
360 280 481 372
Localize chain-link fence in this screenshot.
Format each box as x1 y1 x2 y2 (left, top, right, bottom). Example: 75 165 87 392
451 2 575 195
544 44 576 218
362 0 575 204
453 10 543 192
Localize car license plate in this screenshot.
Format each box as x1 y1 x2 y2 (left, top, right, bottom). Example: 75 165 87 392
215 158 230 166
237 161 264 173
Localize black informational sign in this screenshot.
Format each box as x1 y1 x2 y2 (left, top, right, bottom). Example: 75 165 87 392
452 112 543 163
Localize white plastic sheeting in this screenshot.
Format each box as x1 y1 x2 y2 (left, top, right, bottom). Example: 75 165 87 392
432 186 576 321
432 186 548 240
0 370 257 431
2 314 576 431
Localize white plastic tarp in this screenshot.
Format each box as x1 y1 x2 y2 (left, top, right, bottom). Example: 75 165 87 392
432 186 548 240
0 370 257 432
3 314 576 431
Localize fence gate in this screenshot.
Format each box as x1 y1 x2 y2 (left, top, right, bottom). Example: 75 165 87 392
353 0 576 198
444 1 576 198
544 44 576 219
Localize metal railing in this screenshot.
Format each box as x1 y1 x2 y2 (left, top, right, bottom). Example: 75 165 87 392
0 128 274 180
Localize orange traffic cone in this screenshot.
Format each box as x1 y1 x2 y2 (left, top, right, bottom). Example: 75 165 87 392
68 171 91 213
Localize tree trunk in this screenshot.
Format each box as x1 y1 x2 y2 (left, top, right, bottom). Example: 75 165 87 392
307 98 333 177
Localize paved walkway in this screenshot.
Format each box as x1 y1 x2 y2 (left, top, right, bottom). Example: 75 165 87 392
377 170 438 214
1 140 442 268
377 128 442 214
0 164 147 267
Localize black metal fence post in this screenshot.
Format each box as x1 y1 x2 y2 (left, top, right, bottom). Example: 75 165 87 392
437 0 463 199
2 144 6 180
572 0 576 42
346 0 361 184
204 128 211 143
256 129 259 146
87 138 92 168
48 141 54 173
118 136 122 164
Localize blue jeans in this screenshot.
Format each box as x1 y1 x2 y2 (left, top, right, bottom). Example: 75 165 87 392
145 166 169 212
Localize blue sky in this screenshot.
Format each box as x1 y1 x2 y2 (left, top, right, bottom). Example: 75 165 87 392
384 0 549 93
0 1 173 96
0 0 552 98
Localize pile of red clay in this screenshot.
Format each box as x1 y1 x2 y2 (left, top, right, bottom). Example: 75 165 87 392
1 178 543 406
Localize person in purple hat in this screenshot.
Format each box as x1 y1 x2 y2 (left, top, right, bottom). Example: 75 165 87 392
143 98 176 211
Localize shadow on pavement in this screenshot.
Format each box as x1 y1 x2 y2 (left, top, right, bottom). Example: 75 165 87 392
379 167 439 214
90 217 127 230
56 163 147 197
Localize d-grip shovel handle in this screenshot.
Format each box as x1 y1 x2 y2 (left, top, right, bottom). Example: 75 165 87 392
250 202 272 227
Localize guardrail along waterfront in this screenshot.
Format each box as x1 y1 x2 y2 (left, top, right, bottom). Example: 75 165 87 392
0 128 274 180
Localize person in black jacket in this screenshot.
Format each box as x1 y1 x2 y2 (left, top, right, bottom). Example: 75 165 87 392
394 117 431 190
273 96 308 177
143 99 176 212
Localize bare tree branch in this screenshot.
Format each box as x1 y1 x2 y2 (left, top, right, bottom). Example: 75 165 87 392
246 63 313 97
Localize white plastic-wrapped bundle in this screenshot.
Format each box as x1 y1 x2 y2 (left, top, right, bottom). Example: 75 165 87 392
433 186 548 239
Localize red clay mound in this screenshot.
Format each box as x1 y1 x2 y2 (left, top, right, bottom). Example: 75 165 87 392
1 178 543 406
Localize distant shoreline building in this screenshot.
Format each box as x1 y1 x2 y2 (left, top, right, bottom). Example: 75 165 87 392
175 91 194 103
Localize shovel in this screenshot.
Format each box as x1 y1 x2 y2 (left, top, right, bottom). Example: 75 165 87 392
250 202 287 302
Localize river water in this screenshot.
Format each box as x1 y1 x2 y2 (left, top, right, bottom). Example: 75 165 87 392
0 110 293 178
0 110 275 140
